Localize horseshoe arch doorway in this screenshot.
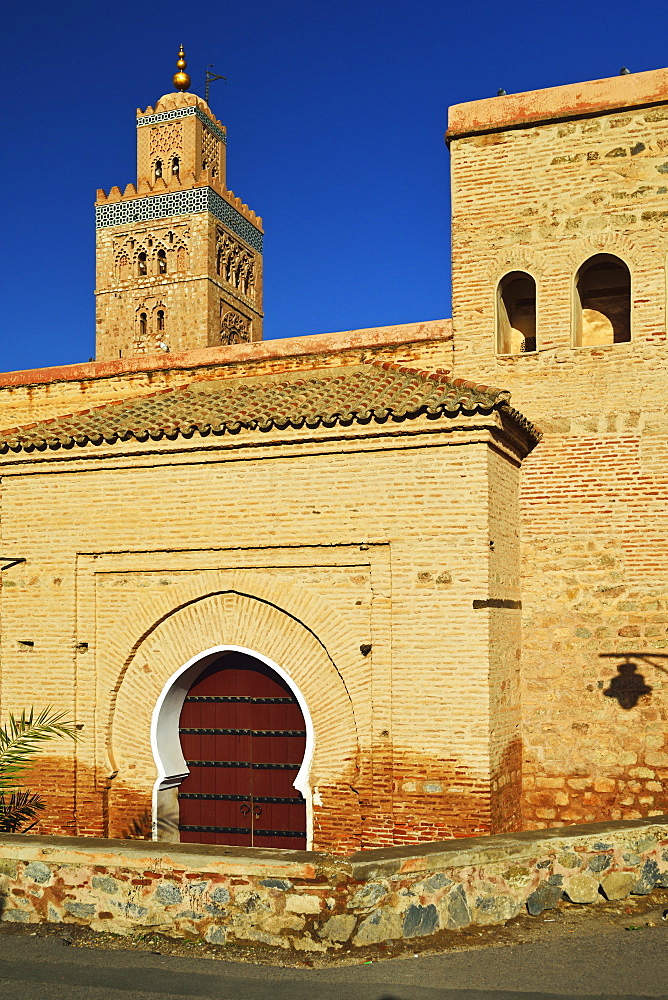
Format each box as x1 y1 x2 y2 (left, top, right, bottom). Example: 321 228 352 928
151 647 313 850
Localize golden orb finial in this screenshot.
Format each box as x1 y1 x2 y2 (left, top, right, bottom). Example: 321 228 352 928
172 44 191 92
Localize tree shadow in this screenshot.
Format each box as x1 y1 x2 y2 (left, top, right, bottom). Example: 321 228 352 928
599 652 668 709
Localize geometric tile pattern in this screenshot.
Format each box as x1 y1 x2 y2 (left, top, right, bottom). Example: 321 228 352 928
137 106 227 144
95 187 263 252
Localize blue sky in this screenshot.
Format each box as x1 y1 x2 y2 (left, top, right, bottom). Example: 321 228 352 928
3 0 668 372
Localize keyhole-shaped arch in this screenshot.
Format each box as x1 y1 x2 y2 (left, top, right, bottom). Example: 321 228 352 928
151 644 315 847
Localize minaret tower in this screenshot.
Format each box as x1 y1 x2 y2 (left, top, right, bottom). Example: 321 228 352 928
95 47 263 359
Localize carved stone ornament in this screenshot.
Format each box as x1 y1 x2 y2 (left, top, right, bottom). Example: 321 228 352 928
220 310 250 345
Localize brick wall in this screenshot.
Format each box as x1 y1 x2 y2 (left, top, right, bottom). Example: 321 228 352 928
0 406 529 851
448 70 668 830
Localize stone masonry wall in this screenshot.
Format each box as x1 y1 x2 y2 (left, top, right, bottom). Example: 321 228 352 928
1 817 667 952
448 78 668 831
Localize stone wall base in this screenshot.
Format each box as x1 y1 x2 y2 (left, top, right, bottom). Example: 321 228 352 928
1 816 667 953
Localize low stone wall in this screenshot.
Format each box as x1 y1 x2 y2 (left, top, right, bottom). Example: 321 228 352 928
1 816 667 953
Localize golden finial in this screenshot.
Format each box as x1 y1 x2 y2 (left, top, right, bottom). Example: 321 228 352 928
172 45 191 92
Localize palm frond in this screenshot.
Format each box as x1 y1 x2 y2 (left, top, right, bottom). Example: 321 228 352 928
0 789 45 833
0 707 79 794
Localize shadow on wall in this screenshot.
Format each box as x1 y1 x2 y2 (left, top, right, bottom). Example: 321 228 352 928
600 652 668 709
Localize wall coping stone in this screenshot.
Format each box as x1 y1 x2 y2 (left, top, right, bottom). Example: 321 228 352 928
346 816 668 879
2 814 666 879
0 320 452 391
0 832 330 880
447 66 668 140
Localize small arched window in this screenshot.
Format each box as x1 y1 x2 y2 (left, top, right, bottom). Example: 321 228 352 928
574 254 631 346
156 309 165 332
138 251 147 276
139 312 147 339
154 159 163 180
172 156 180 177
496 271 537 355
157 249 167 274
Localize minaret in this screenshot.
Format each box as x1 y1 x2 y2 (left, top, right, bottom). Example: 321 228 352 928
95 47 263 360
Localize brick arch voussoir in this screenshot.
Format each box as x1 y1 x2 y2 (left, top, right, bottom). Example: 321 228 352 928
106 578 360 781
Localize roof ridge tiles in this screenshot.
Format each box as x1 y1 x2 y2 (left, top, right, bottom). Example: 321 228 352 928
369 359 508 398
0 363 538 454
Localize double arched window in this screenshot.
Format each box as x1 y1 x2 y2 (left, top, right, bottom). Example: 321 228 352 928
574 254 631 346
495 254 632 355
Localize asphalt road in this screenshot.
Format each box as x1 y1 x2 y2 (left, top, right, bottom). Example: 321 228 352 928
1 923 668 1000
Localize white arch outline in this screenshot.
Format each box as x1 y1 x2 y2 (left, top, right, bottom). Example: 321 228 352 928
150 644 315 849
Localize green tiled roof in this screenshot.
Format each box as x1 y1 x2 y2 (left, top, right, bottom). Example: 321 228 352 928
0 362 540 453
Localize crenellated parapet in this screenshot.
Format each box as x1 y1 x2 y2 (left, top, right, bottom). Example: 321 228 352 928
138 89 222 122
136 92 228 147
95 177 263 231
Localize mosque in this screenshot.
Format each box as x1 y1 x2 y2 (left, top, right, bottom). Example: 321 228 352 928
0 50 666 854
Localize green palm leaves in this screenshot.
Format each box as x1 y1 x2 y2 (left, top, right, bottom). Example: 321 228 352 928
0 707 79 833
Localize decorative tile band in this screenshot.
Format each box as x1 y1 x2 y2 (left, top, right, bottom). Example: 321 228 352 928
95 188 262 252
137 106 227 145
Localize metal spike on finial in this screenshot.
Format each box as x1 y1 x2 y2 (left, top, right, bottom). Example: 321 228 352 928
173 44 191 92
620 66 631 75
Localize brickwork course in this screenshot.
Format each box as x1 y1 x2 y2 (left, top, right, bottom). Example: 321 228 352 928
1 66 667 854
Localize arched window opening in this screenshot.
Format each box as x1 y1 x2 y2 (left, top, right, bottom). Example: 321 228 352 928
575 254 631 346
157 249 167 275
156 309 165 333
497 271 537 355
138 252 147 276
154 159 163 180
139 312 147 339
172 156 180 177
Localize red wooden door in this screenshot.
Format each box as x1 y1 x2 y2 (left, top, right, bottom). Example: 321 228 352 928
178 652 307 849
